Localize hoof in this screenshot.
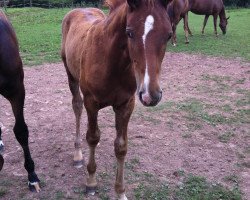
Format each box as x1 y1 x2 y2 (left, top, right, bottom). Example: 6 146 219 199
73 160 84 168
28 182 41 192
118 193 128 200
86 186 97 196
185 41 189 44
0 154 4 171
28 172 41 192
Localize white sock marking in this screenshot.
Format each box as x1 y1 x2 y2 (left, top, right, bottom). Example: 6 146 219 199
0 140 3 146
142 15 154 93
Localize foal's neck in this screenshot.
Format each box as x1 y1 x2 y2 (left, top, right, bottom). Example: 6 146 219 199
104 4 129 60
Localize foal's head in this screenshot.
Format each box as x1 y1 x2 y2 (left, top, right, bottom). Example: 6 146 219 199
126 0 172 106
219 17 229 35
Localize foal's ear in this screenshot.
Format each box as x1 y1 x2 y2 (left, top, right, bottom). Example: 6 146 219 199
160 0 173 8
127 0 141 11
226 16 230 20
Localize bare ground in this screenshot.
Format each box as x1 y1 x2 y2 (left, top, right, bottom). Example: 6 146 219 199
0 53 249 199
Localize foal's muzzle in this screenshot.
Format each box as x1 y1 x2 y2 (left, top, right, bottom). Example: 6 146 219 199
139 90 162 107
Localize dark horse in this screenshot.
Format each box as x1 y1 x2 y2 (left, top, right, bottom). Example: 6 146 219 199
61 0 173 198
167 0 229 45
0 10 40 191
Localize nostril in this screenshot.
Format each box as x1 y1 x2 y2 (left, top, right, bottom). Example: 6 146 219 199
139 91 143 101
159 91 162 101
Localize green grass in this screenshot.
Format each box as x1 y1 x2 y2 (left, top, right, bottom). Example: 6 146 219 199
176 175 242 200
2 7 250 65
168 9 250 61
133 172 242 200
5 7 70 65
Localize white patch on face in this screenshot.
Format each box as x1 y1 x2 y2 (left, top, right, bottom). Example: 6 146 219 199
142 15 154 93
0 140 4 146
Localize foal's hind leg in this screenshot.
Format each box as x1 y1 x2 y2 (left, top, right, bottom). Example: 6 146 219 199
8 83 40 192
113 97 135 200
65 67 84 168
84 96 100 195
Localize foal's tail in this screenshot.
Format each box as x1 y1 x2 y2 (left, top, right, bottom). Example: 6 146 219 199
61 13 71 61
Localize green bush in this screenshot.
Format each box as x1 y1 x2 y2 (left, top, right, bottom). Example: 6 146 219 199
224 0 250 7
8 0 100 8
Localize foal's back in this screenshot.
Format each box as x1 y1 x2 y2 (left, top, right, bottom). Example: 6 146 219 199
61 8 106 81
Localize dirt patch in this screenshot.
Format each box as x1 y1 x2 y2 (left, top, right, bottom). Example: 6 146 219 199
0 53 249 199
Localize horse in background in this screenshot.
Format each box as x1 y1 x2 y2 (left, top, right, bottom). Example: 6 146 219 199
0 10 40 191
167 0 191 45
168 0 229 45
61 0 173 199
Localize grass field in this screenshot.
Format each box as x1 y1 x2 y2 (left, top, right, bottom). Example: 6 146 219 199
168 9 250 60
3 7 250 65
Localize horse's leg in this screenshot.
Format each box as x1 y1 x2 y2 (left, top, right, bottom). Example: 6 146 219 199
183 14 189 44
186 12 193 36
0 127 4 152
113 97 135 200
201 15 209 35
213 14 218 36
84 96 100 195
172 22 177 46
0 154 3 171
8 83 40 192
64 62 84 168
0 127 3 171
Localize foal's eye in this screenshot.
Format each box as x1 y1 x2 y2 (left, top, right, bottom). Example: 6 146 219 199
126 28 134 39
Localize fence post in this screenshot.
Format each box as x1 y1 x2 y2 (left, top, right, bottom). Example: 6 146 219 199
30 0 32 7
3 0 7 11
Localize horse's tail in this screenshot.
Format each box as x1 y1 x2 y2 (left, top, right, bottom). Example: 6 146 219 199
167 2 174 24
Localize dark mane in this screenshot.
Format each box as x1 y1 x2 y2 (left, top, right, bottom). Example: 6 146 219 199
105 0 157 14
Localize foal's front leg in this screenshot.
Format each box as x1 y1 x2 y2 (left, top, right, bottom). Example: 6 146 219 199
113 97 135 200
84 96 100 195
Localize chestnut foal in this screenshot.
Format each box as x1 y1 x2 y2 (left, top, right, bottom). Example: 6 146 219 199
61 0 172 199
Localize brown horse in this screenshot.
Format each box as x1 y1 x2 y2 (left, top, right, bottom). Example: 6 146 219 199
0 10 40 191
61 0 173 198
167 0 191 45
168 0 229 45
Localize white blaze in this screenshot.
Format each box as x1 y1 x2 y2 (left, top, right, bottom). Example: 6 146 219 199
142 15 154 93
